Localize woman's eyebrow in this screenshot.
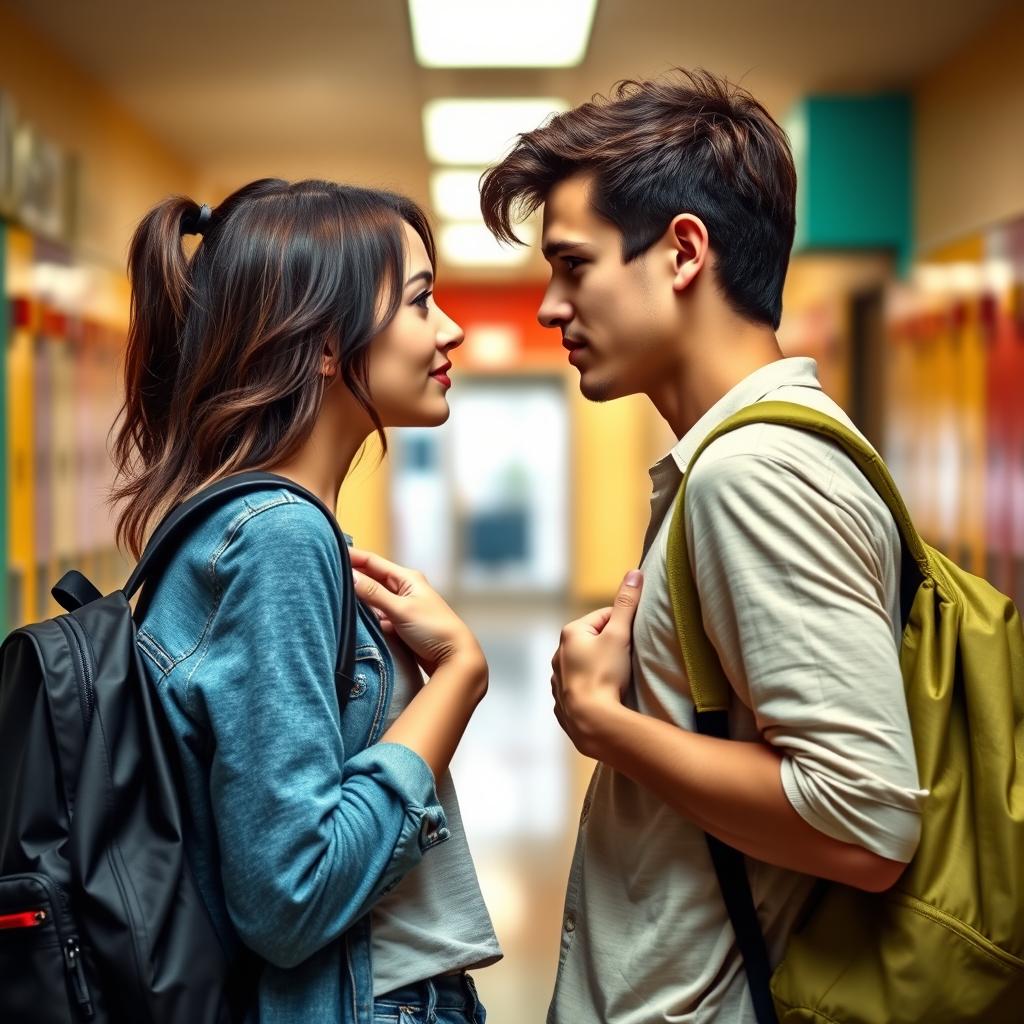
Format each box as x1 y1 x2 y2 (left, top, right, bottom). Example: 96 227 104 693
405 269 434 289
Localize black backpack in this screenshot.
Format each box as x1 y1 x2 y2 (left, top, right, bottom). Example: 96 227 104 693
0 472 357 1024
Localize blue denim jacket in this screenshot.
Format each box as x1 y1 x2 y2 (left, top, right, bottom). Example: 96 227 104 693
135 486 450 1023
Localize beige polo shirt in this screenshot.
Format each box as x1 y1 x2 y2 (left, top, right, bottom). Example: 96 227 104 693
548 357 927 1024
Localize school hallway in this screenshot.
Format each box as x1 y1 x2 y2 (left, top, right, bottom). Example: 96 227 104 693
1 2 1023 1021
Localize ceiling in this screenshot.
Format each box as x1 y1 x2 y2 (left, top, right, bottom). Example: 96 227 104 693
6 0 1010 280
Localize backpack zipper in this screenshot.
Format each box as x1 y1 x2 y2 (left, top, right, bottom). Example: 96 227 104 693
2 875 95 1019
64 936 95 1018
0 908 46 929
64 616 97 727
55 615 96 733
52 622 146 1019
36 875 96 1019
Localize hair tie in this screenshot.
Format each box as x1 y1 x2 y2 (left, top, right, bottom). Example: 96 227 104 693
182 203 212 236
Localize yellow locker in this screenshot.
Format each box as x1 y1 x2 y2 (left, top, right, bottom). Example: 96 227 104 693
48 311 77 596
5 227 35 628
32 328 56 620
927 237 987 570
926 304 955 555
72 324 98 584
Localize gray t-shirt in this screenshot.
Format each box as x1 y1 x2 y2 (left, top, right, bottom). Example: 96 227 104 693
370 632 502 996
548 357 927 1024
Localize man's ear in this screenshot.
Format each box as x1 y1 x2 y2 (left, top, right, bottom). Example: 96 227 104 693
669 214 709 293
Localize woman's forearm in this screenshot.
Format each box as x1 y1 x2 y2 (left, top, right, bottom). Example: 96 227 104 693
380 650 488 781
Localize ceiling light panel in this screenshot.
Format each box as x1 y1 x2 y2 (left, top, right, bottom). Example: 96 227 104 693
430 168 490 221
424 98 568 165
409 0 598 68
439 221 537 268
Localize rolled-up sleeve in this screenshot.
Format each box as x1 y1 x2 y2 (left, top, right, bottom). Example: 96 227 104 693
187 498 446 968
685 450 927 863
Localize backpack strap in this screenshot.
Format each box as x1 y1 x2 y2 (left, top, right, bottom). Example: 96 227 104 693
665 400 932 1024
122 470 357 701
52 569 104 612
668 400 932 716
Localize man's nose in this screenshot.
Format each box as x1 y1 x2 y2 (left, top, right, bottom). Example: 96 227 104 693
538 289 572 329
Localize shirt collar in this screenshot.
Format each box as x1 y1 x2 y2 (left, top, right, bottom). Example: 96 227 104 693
651 356 823 481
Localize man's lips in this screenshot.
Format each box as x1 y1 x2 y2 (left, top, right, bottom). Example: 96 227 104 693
562 338 588 366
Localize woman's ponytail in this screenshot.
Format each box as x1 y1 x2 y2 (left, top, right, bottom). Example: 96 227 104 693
111 196 207 556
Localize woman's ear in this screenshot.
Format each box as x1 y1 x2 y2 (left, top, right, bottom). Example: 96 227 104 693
320 349 339 379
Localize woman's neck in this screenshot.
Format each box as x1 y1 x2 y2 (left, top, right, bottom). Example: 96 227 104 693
266 385 372 512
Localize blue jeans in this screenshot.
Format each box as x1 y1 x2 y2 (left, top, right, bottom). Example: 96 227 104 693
373 973 486 1024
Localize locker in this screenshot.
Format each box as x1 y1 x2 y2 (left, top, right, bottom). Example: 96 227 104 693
952 295 987 577
981 287 1014 595
47 308 77 592
5 227 34 628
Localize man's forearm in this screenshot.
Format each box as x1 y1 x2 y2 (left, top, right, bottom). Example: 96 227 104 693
589 704 906 892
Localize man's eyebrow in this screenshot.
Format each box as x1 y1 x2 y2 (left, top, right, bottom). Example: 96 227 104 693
405 269 434 289
542 239 592 260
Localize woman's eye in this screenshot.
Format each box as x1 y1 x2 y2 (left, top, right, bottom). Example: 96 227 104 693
412 290 432 310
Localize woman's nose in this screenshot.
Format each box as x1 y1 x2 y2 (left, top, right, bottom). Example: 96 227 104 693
437 311 465 352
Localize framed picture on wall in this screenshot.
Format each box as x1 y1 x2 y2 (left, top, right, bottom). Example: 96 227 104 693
12 120 73 242
0 90 15 217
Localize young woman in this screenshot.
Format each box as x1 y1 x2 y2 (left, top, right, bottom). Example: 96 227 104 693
111 179 500 1024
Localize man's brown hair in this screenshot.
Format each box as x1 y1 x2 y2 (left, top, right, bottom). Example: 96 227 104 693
480 68 796 329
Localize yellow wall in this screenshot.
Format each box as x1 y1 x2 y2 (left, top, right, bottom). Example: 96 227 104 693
338 436 392 557
0 6 395 568
0 4 199 269
914 4 1024 256
570 390 669 603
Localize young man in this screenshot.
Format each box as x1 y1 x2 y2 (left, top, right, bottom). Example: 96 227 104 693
480 70 927 1022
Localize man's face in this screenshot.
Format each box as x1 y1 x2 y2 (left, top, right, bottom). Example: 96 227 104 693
538 174 677 402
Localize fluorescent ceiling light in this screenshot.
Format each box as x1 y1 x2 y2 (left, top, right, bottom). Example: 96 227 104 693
431 168 488 221
409 0 598 68
424 98 568 165
439 221 536 268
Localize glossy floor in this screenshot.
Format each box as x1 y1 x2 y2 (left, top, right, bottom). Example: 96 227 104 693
448 598 595 1024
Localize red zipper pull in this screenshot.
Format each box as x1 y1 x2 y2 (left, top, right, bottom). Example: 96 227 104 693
0 909 47 930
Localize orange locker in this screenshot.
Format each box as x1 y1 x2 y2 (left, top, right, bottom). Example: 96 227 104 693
952 294 987 577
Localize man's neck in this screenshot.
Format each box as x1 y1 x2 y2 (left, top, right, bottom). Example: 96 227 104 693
651 323 783 440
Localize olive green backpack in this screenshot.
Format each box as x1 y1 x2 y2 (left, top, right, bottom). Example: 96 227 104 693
666 400 1024 1024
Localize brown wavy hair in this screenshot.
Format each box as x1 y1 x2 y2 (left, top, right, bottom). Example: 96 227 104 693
480 68 796 329
109 177 435 559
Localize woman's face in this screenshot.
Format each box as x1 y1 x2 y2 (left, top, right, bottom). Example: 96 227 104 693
367 222 464 428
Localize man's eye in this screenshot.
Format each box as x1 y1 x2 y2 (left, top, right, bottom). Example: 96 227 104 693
563 257 585 271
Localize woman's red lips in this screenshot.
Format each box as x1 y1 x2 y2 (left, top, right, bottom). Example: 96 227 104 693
429 362 452 388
